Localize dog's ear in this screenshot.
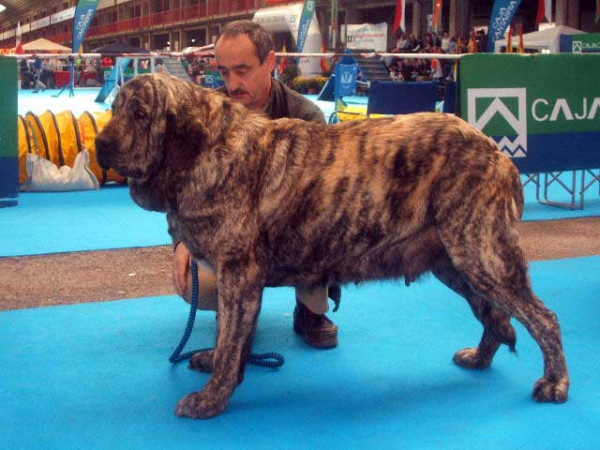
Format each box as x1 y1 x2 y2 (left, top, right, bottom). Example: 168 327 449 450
163 86 209 173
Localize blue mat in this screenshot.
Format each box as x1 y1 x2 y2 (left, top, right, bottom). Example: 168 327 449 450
1 256 599 449
0 186 170 257
18 88 110 117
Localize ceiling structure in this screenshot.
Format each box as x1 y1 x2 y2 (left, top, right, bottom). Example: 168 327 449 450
0 0 48 29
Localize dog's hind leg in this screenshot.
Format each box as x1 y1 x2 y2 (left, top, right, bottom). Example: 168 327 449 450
175 255 264 419
437 216 569 403
432 253 516 369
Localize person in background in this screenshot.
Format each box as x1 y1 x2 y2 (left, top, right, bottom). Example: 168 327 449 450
32 54 46 93
441 32 450 52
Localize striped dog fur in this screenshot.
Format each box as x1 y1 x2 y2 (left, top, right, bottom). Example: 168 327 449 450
96 73 569 419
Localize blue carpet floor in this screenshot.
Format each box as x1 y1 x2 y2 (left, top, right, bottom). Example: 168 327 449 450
0 186 170 257
1 256 599 449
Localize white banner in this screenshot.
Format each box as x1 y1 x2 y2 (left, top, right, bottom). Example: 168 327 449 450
343 22 388 52
51 6 76 24
30 17 50 31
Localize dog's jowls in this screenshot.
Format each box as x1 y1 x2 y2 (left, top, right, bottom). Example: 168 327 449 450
96 73 569 419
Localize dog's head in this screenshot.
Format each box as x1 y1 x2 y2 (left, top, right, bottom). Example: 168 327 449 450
96 73 209 180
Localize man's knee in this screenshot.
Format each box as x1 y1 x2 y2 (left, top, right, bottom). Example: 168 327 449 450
181 262 219 311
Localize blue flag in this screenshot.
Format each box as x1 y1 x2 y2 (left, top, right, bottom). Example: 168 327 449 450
487 0 522 53
296 0 316 55
72 0 100 53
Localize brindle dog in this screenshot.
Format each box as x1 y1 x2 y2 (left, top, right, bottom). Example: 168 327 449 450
96 73 569 419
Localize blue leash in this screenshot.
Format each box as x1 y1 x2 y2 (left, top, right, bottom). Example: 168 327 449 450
169 261 285 368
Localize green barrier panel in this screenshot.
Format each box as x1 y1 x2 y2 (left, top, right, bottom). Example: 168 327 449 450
0 56 18 206
458 53 600 173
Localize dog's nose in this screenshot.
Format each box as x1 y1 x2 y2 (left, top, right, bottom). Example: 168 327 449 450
95 132 113 170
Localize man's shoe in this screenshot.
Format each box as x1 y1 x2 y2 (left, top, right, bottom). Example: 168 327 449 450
293 299 338 348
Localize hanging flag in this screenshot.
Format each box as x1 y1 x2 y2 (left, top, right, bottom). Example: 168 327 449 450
487 0 523 52
506 25 513 53
432 0 443 33
393 0 406 35
15 21 23 54
296 0 316 55
72 0 101 53
518 23 525 53
536 0 552 28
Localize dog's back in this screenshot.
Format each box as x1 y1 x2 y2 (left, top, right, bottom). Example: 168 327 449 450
258 113 523 287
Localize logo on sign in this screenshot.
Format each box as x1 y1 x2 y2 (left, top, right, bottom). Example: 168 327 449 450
572 41 583 53
341 71 353 84
467 88 528 157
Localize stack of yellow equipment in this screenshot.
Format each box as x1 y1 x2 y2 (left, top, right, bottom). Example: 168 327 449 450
18 109 125 186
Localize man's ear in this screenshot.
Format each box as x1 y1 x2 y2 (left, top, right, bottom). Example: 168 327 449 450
265 50 276 73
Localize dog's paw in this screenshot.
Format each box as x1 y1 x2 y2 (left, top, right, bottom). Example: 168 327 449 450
453 348 493 370
533 377 569 403
189 350 215 373
175 390 228 419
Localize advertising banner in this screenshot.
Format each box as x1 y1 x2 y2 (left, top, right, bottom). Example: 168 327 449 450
51 7 76 25
72 0 101 53
487 0 522 53
564 33 600 53
0 57 18 202
343 23 388 52
296 0 316 54
459 54 600 173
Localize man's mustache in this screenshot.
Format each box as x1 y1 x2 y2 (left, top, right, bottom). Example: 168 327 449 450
229 89 249 96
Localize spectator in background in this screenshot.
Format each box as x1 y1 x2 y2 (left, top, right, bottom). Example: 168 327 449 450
32 54 46 93
410 34 422 52
101 56 114 68
441 32 450 52
448 36 458 54
155 58 169 74
41 58 55 89
477 29 488 53
393 32 408 53
431 57 444 82
19 58 33 89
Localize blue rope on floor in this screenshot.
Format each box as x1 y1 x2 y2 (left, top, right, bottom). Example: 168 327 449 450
169 261 285 368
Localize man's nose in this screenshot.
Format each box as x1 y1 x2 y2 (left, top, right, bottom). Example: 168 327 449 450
227 72 242 92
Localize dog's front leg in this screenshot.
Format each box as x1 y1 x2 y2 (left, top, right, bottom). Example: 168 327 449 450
175 256 264 419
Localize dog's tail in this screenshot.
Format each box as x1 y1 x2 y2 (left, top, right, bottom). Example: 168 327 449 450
511 165 525 221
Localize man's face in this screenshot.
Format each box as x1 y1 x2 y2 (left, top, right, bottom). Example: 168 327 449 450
215 34 276 111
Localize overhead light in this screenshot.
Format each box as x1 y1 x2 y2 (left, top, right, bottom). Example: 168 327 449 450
0 5 6 13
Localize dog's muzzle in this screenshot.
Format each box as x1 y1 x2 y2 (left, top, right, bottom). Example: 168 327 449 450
95 132 115 171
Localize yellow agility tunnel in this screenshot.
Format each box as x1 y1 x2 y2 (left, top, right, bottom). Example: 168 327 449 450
18 109 125 186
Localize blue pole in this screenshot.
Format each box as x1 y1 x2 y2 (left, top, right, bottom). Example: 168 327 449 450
69 61 75 97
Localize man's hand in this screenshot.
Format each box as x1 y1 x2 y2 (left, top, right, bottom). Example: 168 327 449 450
173 242 192 296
